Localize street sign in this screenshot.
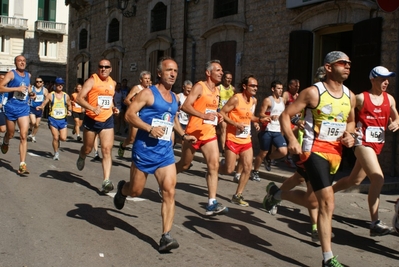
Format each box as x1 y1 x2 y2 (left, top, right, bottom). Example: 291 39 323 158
377 0 399 13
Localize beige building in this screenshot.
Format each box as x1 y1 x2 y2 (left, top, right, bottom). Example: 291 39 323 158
0 0 68 84
66 0 399 175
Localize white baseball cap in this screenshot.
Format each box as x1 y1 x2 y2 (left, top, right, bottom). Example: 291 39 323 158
369 66 395 79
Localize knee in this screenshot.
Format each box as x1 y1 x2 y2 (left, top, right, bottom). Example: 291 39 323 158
59 136 67 142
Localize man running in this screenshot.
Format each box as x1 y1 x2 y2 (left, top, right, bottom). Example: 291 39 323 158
37 77 72 160
271 51 356 267
219 75 262 206
76 59 118 193
333 66 399 236
28 77 48 143
175 59 228 216
0 55 31 174
113 57 196 252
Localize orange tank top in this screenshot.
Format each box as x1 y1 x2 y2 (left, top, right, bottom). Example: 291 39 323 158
85 74 115 122
185 81 219 140
71 92 82 113
226 94 254 144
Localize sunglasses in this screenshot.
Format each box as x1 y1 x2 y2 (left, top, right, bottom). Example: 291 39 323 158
56 84 64 86
332 60 351 67
36 81 43 83
98 65 111 69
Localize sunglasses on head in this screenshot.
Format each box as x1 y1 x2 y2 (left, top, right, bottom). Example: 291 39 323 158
98 65 111 69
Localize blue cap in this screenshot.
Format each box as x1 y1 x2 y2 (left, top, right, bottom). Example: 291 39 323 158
55 77 65 84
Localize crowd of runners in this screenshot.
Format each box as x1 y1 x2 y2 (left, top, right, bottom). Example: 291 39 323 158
0 53 398 266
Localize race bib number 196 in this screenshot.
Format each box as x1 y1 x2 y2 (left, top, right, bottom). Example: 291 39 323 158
318 121 346 141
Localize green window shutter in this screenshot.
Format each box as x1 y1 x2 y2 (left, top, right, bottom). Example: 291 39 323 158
38 0 44 20
1 0 9 16
49 0 56 21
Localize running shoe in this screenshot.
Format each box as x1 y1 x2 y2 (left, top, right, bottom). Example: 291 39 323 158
101 179 114 193
233 173 240 183
322 256 344 267
250 170 261 182
77 136 82 142
205 200 228 216
370 220 393 236
114 180 127 210
27 134 32 142
1 142 9 154
72 129 76 135
311 229 319 242
264 155 272 171
93 152 101 161
53 152 60 161
159 232 179 252
118 141 125 157
393 198 399 234
76 156 85 171
263 182 281 214
18 163 29 175
31 136 36 143
231 193 249 207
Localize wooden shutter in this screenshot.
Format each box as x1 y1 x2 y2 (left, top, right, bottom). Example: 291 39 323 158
38 0 44 20
1 0 9 16
211 41 237 85
49 0 56 22
288 30 313 90
350 17 382 94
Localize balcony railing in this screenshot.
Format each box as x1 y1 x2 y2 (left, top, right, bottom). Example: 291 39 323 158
35 20 66 35
0 16 28 30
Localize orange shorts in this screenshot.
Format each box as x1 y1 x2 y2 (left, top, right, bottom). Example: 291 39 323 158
225 140 252 155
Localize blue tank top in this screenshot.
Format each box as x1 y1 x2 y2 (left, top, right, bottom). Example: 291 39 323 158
29 86 45 108
7 69 30 105
133 85 178 159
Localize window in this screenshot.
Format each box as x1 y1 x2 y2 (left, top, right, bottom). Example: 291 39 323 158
151 2 167 32
38 0 56 21
79 29 88 50
0 35 9 53
1 0 9 16
40 40 57 58
108 18 119 43
214 0 238 19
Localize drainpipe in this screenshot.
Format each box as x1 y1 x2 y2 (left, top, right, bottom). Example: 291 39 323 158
182 0 189 83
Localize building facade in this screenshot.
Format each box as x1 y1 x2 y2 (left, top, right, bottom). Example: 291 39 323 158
66 0 399 175
0 0 68 84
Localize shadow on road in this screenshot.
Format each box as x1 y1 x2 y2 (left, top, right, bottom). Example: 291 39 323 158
66 203 159 251
40 169 103 195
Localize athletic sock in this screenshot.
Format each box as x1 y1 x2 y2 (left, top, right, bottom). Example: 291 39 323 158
323 251 333 263
208 198 216 206
312 224 317 231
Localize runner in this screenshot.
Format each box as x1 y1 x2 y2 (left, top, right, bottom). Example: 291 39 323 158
28 77 48 143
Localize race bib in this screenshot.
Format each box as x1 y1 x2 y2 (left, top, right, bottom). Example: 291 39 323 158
150 118 173 141
221 100 228 107
318 121 346 141
236 125 251 138
365 126 385 143
14 90 27 101
53 108 66 118
98 95 112 109
74 102 81 108
35 95 44 102
203 109 217 125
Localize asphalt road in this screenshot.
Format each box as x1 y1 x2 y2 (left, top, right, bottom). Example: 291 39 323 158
0 124 398 267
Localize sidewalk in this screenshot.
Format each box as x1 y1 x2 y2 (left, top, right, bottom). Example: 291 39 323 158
65 117 399 194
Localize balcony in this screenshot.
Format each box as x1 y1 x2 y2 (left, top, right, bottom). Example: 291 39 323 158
35 21 66 35
0 16 28 30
